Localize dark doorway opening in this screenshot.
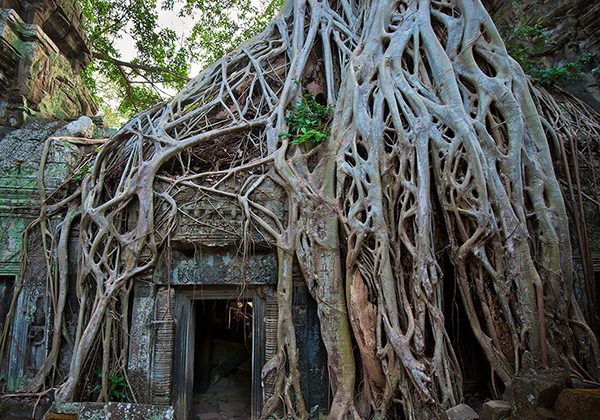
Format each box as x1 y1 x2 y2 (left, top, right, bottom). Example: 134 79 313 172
0 275 15 334
442 254 493 410
0 274 15 371
192 299 253 419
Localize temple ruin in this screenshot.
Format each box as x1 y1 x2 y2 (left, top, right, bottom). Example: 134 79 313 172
0 1 599 419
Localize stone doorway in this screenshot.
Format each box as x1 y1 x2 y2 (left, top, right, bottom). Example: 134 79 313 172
192 298 253 419
171 287 270 420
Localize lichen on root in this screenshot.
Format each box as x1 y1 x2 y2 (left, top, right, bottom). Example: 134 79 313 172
3 0 599 419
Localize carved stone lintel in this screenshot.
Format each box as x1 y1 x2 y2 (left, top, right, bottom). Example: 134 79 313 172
164 251 277 286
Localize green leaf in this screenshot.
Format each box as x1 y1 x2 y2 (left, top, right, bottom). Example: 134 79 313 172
81 0 284 121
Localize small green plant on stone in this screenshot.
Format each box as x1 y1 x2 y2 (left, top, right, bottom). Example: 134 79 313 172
72 162 93 182
508 16 546 43
92 369 127 401
506 17 546 66
528 52 592 85
281 95 332 145
507 16 592 86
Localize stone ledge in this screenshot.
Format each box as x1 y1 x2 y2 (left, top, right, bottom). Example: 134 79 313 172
481 400 510 420
1 8 96 127
47 402 174 420
1 0 90 70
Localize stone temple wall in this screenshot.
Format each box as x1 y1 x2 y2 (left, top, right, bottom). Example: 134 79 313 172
1 0 91 71
0 116 100 391
0 0 96 129
0 0 98 392
484 0 600 109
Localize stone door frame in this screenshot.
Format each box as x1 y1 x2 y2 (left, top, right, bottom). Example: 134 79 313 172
171 286 270 420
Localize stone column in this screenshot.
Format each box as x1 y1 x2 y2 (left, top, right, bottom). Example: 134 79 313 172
127 280 155 403
151 287 175 405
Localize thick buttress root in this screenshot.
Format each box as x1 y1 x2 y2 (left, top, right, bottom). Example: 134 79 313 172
3 0 599 418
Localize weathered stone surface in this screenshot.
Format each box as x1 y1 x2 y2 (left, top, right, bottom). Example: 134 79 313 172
0 118 86 390
555 388 600 420
0 117 96 277
49 402 175 420
127 281 155 404
511 368 571 419
61 115 95 138
444 403 479 420
150 288 175 405
0 7 96 128
1 0 91 70
481 400 511 420
484 0 600 110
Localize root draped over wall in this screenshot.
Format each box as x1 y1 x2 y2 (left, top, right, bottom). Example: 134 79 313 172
2 0 599 418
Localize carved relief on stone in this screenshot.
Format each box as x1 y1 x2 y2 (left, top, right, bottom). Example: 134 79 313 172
263 297 278 401
6 229 47 390
150 287 175 405
166 177 286 248
172 259 200 285
127 280 155 404
162 250 277 286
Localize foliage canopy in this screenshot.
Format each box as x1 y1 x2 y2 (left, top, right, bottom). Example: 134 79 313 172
80 0 283 121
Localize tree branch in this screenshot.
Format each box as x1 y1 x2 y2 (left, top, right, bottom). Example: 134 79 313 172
92 52 191 82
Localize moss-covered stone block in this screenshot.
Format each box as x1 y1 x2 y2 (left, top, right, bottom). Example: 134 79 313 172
1 7 96 128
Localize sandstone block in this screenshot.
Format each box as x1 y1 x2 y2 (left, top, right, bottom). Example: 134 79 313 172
511 368 570 419
445 403 479 420
555 388 600 420
481 400 510 420
62 116 95 138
